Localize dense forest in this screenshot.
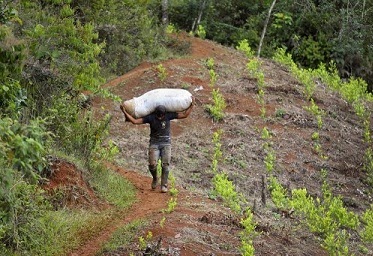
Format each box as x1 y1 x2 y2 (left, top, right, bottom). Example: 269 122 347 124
0 0 372 255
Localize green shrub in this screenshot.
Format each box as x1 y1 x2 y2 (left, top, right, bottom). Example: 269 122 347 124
196 25 206 39
212 172 242 214
156 63 167 82
361 205 373 243
240 209 256 256
205 89 226 122
236 39 254 58
290 183 359 255
43 95 111 166
268 176 289 210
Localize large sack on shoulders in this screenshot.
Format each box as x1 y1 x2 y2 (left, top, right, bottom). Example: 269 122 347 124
123 88 192 118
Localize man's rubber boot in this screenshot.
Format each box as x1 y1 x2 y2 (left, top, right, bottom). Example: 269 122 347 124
161 166 169 193
149 165 157 190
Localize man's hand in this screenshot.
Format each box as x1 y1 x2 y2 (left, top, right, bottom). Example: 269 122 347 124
120 104 125 112
190 96 195 107
120 104 130 122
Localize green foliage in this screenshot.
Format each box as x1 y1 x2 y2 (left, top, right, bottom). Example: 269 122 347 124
196 24 206 39
156 63 167 82
275 52 317 100
322 230 350 256
272 12 293 29
206 57 215 70
0 0 20 24
264 149 276 173
166 23 177 34
156 0 373 88
247 57 266 117
0 24 26 118
314 62 341 90
168 173 179 197
89 165 136 209
273 48 297 71
246 57 262 79
16 209 113 256
205 57 218 86
0 176 50 253
361 205 373 243
209 68 218 86
290 182 359 255
0 79 26 118
339 77 369 104
138 231 153 250
304 98 324 129
44 95 112 166
211 130 223 173
240 240 255 256
268 176 289 210
365 148 373 187
212 172 241 214
22 2 105 94
296 36 326 68
204 57 225 121
205 88 226 122
240 209 256 256
261 127 272 140
0 118 49 182
163 197 177 214
100 219 148 254
210 129 243 213
236 39 254 58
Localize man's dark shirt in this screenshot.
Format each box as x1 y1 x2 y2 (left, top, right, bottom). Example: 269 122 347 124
143 112 178 144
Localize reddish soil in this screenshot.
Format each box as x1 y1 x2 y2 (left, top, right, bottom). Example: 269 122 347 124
44 32 372 255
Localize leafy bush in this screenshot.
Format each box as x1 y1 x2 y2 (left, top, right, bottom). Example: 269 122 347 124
212 172 242 214
240 209 256 256
205 89 226 122
196 25 206 39
0 118 49 182
361 205 373 243
0 117 51 252
236 39 254 58
43 95 112 166
268 176 289 210
290 183 359 255
0 179 50 253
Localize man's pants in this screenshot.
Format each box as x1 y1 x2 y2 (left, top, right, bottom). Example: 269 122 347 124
148 143 171 187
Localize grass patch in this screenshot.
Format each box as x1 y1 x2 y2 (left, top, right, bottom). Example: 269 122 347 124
98 219 148 255
11 209 113 256
89 164 136 209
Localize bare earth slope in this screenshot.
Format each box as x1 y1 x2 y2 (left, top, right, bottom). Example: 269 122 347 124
61 32 372 255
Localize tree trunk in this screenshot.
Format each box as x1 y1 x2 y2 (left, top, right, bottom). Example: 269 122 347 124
257 0 277 58
192 0 207 32
161 0 168 26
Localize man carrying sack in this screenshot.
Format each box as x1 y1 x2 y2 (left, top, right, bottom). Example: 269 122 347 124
120 95 194 193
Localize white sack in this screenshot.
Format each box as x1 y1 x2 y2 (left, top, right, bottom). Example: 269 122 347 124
123 88 192 118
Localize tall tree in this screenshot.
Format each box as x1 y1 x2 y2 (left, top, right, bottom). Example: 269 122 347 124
257 0 276 57
191 0 207 32
162 0 169 25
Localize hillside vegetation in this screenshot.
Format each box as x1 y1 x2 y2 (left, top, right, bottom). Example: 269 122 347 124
0 1 372 255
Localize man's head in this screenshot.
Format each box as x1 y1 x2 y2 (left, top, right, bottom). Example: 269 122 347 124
155 105 166 119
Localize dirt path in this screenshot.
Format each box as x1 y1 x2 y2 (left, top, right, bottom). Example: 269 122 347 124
69 166 169 256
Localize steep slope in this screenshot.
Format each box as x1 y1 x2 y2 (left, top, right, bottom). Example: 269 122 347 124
70 32 372 255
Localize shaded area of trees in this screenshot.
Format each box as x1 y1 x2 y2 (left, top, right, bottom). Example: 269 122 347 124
157 0 373 91
0 0 177 253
